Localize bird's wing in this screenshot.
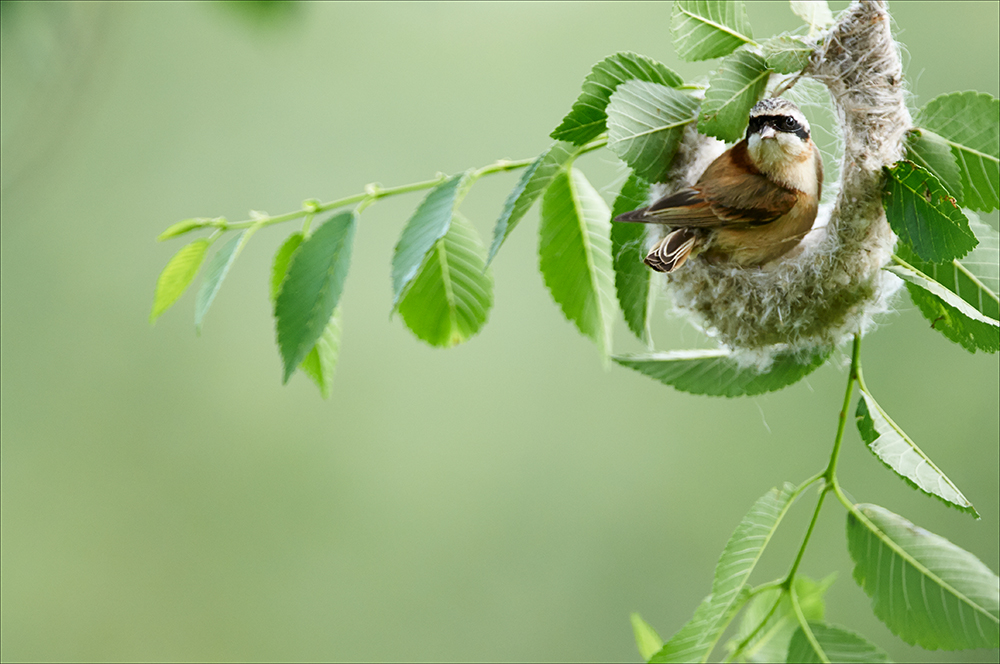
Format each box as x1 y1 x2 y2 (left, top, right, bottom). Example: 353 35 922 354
613 141 798 228
614 187 720 225
698 167 798 227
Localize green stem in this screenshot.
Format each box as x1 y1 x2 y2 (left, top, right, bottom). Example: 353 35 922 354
746 579 785 599
825 334 862 483
222 176 449 231
782 335 861 587
173 138 609 236
724 588 783 663
790 586 828 663
832 481 859 513
783 489 827 589
726 335 863 662
719 336 864 663
889 253 917 272
720 472 822 662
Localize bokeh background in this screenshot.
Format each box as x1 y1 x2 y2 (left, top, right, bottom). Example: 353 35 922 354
2 2 997 661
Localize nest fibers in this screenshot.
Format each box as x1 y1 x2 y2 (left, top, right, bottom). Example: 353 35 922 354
658 0 906 362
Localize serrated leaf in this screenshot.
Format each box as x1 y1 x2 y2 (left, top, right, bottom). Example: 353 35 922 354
551 52 684 145
157 218 208 242
730 575 834 663
856 387 978 517
671 0 754 62
699 50 771 143
391 172 469 305
846 504 1000 650
488 143 583 265
613 348 829 397
789 1 834 32
632 613 664 662
539 167 616 359
761 35 812 75
607 81 701 183
270 232 305 301
894 218 1000 353
786 622 890 663
904 280 1000 354
150 238 211 323
651 594 727 664
906 129 964 205
885 261 999 327
298 307 341 399
275 211 357 383
398 213 493 347
918 92 1000 212
882 161 977 262
611 172 654 344
194 230 250 333
652 484 796 663
270 232 341 397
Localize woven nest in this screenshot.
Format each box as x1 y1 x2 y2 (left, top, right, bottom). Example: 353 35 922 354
657 0 906 362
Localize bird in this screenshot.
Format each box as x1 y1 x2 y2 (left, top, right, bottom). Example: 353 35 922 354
614 98 823 273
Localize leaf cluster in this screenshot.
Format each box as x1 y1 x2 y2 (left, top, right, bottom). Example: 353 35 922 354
882 91 1000 354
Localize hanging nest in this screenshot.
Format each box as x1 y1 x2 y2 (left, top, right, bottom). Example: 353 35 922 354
656 0 907 363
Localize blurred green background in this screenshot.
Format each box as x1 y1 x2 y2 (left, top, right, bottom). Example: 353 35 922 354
1 2 997 661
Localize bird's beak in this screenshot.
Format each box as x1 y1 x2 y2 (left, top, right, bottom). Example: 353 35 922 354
759 125 777 139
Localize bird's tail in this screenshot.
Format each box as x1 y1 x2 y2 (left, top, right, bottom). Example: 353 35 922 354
645 228 700 273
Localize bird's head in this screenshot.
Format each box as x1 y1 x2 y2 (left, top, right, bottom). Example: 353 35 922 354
745 98 813 171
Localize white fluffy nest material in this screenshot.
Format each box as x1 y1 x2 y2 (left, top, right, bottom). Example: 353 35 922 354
659 0 907 361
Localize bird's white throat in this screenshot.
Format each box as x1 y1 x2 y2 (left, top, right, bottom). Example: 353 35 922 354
748 133 817 195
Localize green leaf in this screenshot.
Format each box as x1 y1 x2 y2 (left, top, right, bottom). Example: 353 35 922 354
894 217 1000 353
157 218 208 242
270 232 341 397
539 167 616 359
488 143 583 265
698 50 771 143
730 575 834 663
882 161 977 262
398 213 494 347
786 622 890 663
270 232 305 301
918 92 1000 212
194 230 250 334
275 211 357 383
391 172 469 306
632 613 664 662
906 129 964 205
760 35 812 75
885 260 999 328
789 1 834 32
150 238 210 323
613 348 829 397
606 80 701 183
551 52 684 145
846 503 1000 650
611 172 654 344
298 307 342 399
856 387 978 517
652 483 796 663
671 0 754 62
652 595 727 664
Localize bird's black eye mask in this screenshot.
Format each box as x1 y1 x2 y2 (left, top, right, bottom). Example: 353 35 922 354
746 115 810 141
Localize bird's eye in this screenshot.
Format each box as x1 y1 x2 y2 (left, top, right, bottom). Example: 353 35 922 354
780 116 800 132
